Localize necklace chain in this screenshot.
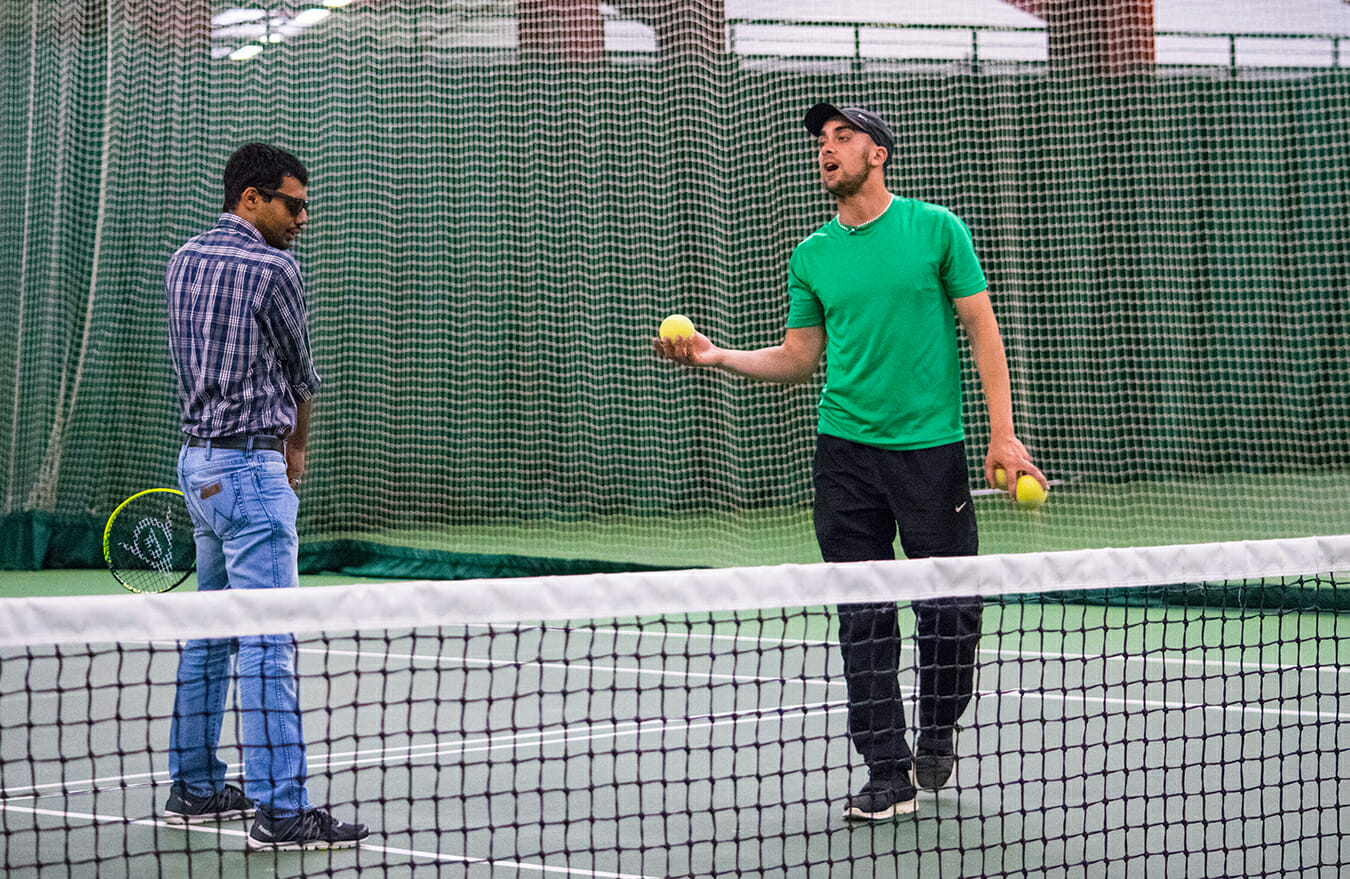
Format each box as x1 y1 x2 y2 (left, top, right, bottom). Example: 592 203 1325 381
840 195 892 231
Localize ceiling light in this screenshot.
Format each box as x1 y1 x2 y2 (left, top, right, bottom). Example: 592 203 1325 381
293 8 332 27
212 8 266 27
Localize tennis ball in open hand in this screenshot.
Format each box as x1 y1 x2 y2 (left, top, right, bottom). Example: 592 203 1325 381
1015 475 1047 509
659 313 695 341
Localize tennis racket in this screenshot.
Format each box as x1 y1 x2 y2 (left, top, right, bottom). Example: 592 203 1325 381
103 488 196 593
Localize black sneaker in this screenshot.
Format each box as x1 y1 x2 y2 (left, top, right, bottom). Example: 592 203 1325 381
914 730 957 791
247 807 370 851
842 772 919 822
163 783 255 824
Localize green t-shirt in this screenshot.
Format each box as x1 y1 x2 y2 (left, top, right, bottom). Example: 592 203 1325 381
786 196 988 450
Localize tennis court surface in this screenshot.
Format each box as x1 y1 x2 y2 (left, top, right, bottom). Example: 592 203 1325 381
3 537 1348 878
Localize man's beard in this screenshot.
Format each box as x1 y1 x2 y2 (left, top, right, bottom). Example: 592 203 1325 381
824 166 868 199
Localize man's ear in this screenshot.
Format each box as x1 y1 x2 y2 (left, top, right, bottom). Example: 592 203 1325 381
235 187 262 216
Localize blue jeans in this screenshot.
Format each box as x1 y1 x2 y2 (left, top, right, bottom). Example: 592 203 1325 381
170 443 310 818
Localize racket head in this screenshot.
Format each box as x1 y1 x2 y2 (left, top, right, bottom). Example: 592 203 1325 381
103 488 196 593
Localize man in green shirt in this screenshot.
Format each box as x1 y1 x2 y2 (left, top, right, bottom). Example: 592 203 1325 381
654 102 1044 821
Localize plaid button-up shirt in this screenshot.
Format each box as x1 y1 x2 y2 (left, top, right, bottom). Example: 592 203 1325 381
166 213 320 440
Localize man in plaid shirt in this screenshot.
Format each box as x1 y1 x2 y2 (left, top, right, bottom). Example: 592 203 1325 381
162 142 368 851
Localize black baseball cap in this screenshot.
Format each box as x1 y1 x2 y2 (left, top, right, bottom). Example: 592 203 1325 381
804 103 894 166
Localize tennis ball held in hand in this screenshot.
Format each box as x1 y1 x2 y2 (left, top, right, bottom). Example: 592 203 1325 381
659 313 695 341
994 467 1007 490
1015 475 1047 509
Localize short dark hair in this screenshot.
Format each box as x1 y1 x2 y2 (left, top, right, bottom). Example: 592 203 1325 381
222 143 308 211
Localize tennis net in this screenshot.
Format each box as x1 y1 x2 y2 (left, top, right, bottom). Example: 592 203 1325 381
3 535 1349 878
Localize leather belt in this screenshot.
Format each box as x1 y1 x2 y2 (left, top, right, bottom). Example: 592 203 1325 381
186 435 285 452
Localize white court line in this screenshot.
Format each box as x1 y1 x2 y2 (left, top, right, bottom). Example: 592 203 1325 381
501 621 1350 679
303 627 1350 747
1 696 840 799
0 804 659 879
304 697 845 772
0 697 848 817
292 679 1350 780
316 644 835 691
309 618 1350 696
974 687 1350 723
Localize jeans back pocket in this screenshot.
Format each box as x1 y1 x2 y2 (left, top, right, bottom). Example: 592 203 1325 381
184 468 250 540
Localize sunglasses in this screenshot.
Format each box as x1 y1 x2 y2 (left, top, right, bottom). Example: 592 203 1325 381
257 187 309 217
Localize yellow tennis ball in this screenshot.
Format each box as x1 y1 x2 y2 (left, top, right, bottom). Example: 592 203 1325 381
659 313 695 341
994 467 1007 490
1015 475 1047 509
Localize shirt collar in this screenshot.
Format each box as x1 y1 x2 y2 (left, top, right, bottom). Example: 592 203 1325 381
216 211 265 244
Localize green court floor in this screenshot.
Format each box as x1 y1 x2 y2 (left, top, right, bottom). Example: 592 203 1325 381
300 469 1350 572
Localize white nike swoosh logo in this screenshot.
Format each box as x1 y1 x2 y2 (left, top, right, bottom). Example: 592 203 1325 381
955 502 968 512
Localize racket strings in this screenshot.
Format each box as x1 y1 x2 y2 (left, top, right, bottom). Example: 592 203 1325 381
105 490 195 593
